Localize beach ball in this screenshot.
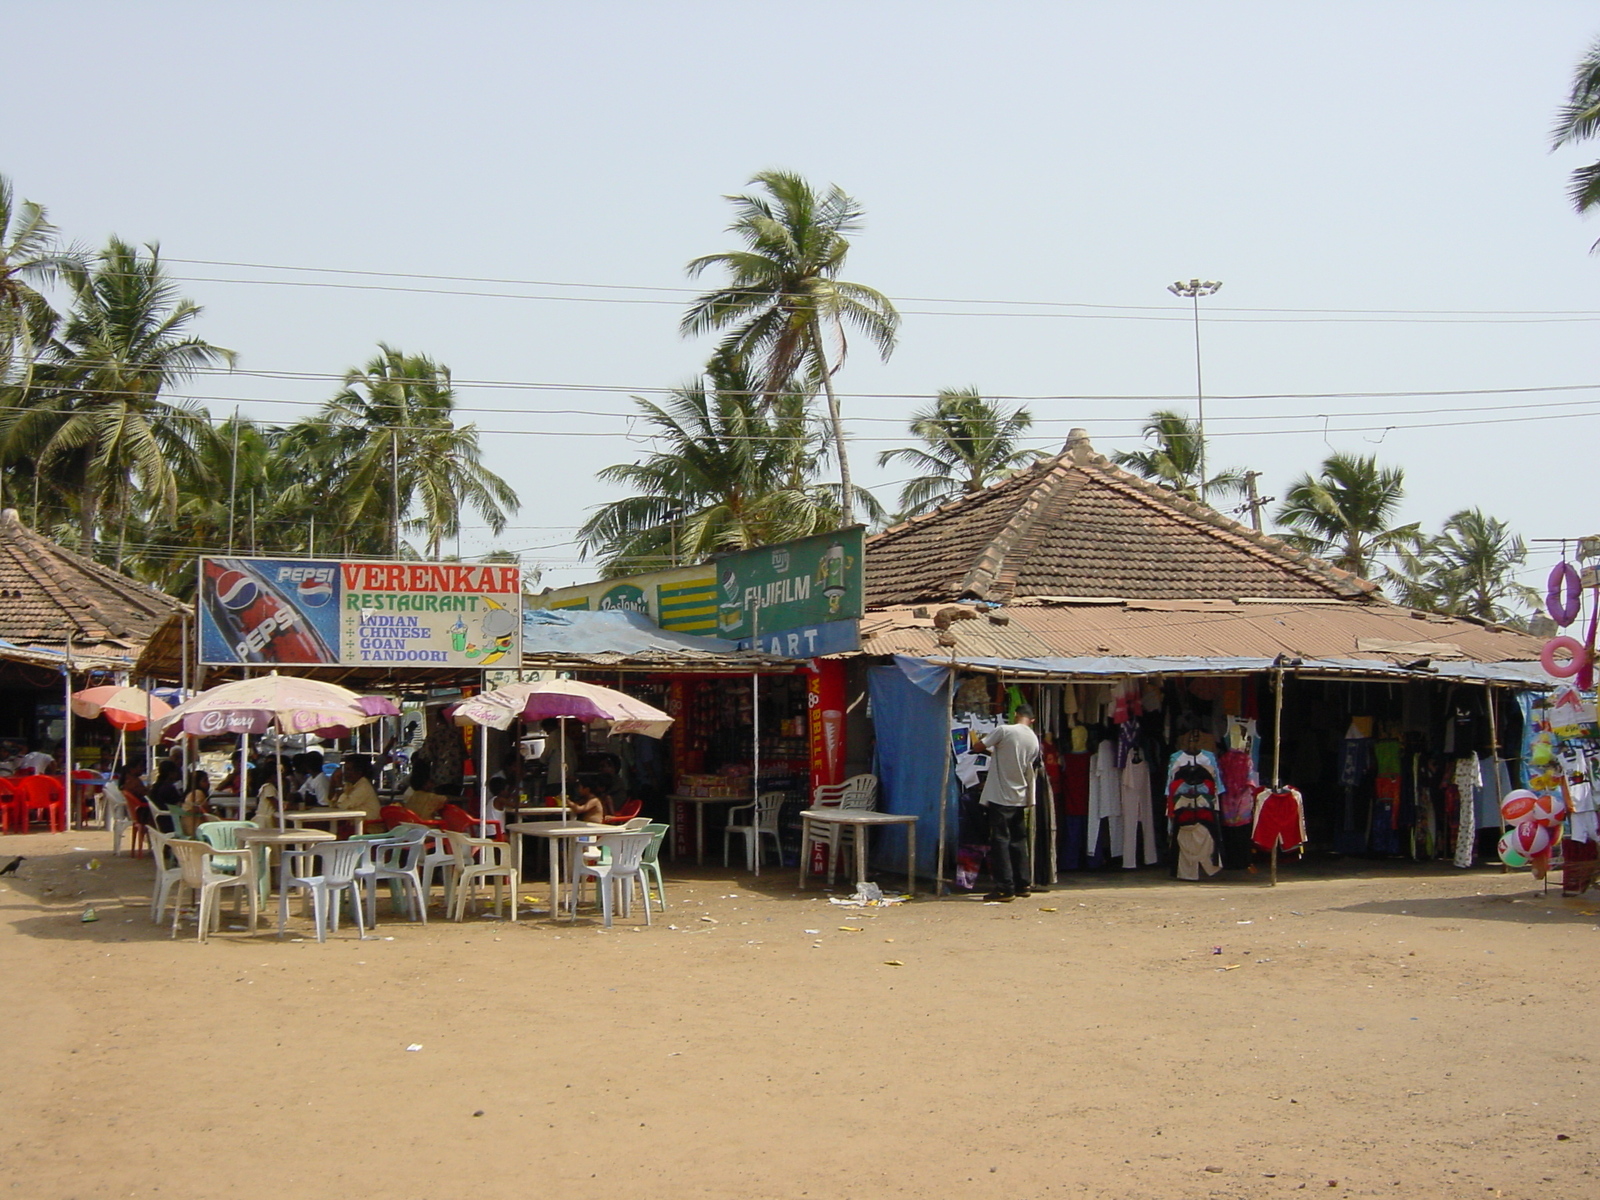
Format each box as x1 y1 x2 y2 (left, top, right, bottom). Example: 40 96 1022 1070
1514 820 1554 857
1498 832 1529 868
1500 789 1538 824
1532 793 1569 827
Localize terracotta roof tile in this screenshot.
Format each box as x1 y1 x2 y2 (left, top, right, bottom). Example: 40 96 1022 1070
866 433 1373 606
0 508 185 659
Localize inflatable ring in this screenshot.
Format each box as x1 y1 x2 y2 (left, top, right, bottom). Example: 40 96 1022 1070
1547 562 1582 627
1541 635 1587 678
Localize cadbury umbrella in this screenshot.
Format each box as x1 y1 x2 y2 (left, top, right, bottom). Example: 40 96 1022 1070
152 673 399 936
452 678 673 824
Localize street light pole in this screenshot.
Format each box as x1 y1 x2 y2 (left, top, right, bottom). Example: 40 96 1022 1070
1167 278 1222 502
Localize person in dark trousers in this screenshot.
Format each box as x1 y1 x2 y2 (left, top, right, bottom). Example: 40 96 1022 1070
974 704 1041 902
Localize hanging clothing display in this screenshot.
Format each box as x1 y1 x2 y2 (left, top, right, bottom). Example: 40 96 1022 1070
1452 756 1481 868
1120 746 1158 868
1251 787 1306 854
1087 740 1123 863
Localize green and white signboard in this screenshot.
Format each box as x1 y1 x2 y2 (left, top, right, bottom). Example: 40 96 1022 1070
714 527 864 640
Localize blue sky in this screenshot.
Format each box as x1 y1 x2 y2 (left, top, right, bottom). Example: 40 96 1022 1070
8 2 1600 592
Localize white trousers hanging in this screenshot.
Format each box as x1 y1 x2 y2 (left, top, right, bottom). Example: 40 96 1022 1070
1120 758 1158 868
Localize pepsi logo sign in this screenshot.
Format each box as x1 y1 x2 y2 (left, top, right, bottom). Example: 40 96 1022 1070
296 577 334 608
216 571 259 611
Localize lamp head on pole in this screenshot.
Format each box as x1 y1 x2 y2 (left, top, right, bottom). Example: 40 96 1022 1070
1169 279 1223 299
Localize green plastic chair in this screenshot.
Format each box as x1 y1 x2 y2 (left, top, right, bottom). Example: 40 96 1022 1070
640 822 670 909
198 820 269 902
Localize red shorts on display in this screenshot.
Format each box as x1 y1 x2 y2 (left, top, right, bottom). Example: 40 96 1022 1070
1252 787 1306 852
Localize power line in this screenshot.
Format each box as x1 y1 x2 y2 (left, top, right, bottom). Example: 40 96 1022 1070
159 256 1600 320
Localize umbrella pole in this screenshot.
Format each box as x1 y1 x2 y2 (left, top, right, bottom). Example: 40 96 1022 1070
276 741 285 833
559 715 568 823
62 643 74 831
479 707 490 838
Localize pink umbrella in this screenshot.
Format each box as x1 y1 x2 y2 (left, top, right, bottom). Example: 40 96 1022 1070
152 674 398 739
452 678 673 827
452 679 672 738
70 685 173 731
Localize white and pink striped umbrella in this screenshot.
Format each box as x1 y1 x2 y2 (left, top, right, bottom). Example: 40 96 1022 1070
152 673 398 739
452 678 672 738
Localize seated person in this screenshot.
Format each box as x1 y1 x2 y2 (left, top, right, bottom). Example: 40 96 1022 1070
180 768 214 836
146 760 183 832
565 776 609 824
116 763 150 824
334 755 381 825
400 761 449 820
249 766 281 827
295 752 331 807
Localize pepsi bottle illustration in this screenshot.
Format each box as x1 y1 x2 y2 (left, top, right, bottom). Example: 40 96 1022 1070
202 559 338 663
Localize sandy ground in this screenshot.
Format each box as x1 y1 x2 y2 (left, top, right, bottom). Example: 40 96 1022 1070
1 828 1595 1200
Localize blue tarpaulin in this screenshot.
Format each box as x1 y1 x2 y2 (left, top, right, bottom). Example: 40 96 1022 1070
867 662 958 880
521 608 779 662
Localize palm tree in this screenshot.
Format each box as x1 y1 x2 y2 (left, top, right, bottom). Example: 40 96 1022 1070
297 344 518 557
1274 452 1421 581
0 174 82 386
1110 409 1247 503
1552 36 1600 244
876 387 1048 517
3 238 232 555
681 170 899 526
578 355 881 576
1389 509 1538 623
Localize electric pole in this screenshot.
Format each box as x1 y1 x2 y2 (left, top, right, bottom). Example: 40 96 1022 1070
1167 278 1222 502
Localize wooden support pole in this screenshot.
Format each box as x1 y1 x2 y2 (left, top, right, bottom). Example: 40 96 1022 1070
1270 667 1286 887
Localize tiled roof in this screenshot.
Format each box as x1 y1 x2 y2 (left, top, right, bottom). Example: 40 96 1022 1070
0 508 185 659
865 430 1375 607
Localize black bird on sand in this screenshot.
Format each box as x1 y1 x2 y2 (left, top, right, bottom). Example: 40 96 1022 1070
0 856 23 876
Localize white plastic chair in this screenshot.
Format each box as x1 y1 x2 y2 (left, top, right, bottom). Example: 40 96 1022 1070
444 830 518 922
148 827 185 924
723 791 786 872
640 823 670 909
573 830 654 927
283 841 370 942
102 780 134 855
167 839 259 942
358 826 429 924
414 829 455 911
810 774 878 886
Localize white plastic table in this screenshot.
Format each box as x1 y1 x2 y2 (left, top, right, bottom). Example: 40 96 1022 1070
666 795 752 866
285 809 370 837
507 821 610 920
236 827 337 936
797 808 917 896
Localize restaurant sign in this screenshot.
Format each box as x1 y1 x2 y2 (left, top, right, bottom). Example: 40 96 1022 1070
714 527 864 640
198 556 522 669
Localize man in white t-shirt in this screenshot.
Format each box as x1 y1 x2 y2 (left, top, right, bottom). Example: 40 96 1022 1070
18 745 55 775
974 705 1040 902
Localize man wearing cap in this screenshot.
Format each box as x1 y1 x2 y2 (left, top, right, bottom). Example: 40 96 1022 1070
974 705 1041 902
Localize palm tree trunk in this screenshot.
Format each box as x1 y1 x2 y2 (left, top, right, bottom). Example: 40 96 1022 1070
811 323 855 528
79 485 98 557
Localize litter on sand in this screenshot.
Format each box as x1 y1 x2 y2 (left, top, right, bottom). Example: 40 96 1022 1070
829 883 906 908
405 1044 423 1052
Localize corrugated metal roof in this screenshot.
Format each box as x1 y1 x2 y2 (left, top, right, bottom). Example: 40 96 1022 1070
519 608 792 669
859 599 1544 667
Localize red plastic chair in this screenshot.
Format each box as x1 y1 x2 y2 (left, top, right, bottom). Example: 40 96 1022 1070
380 803 442 831
438 802 503 841
0 778 24 834
602 798 643 826
16 774 67 832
